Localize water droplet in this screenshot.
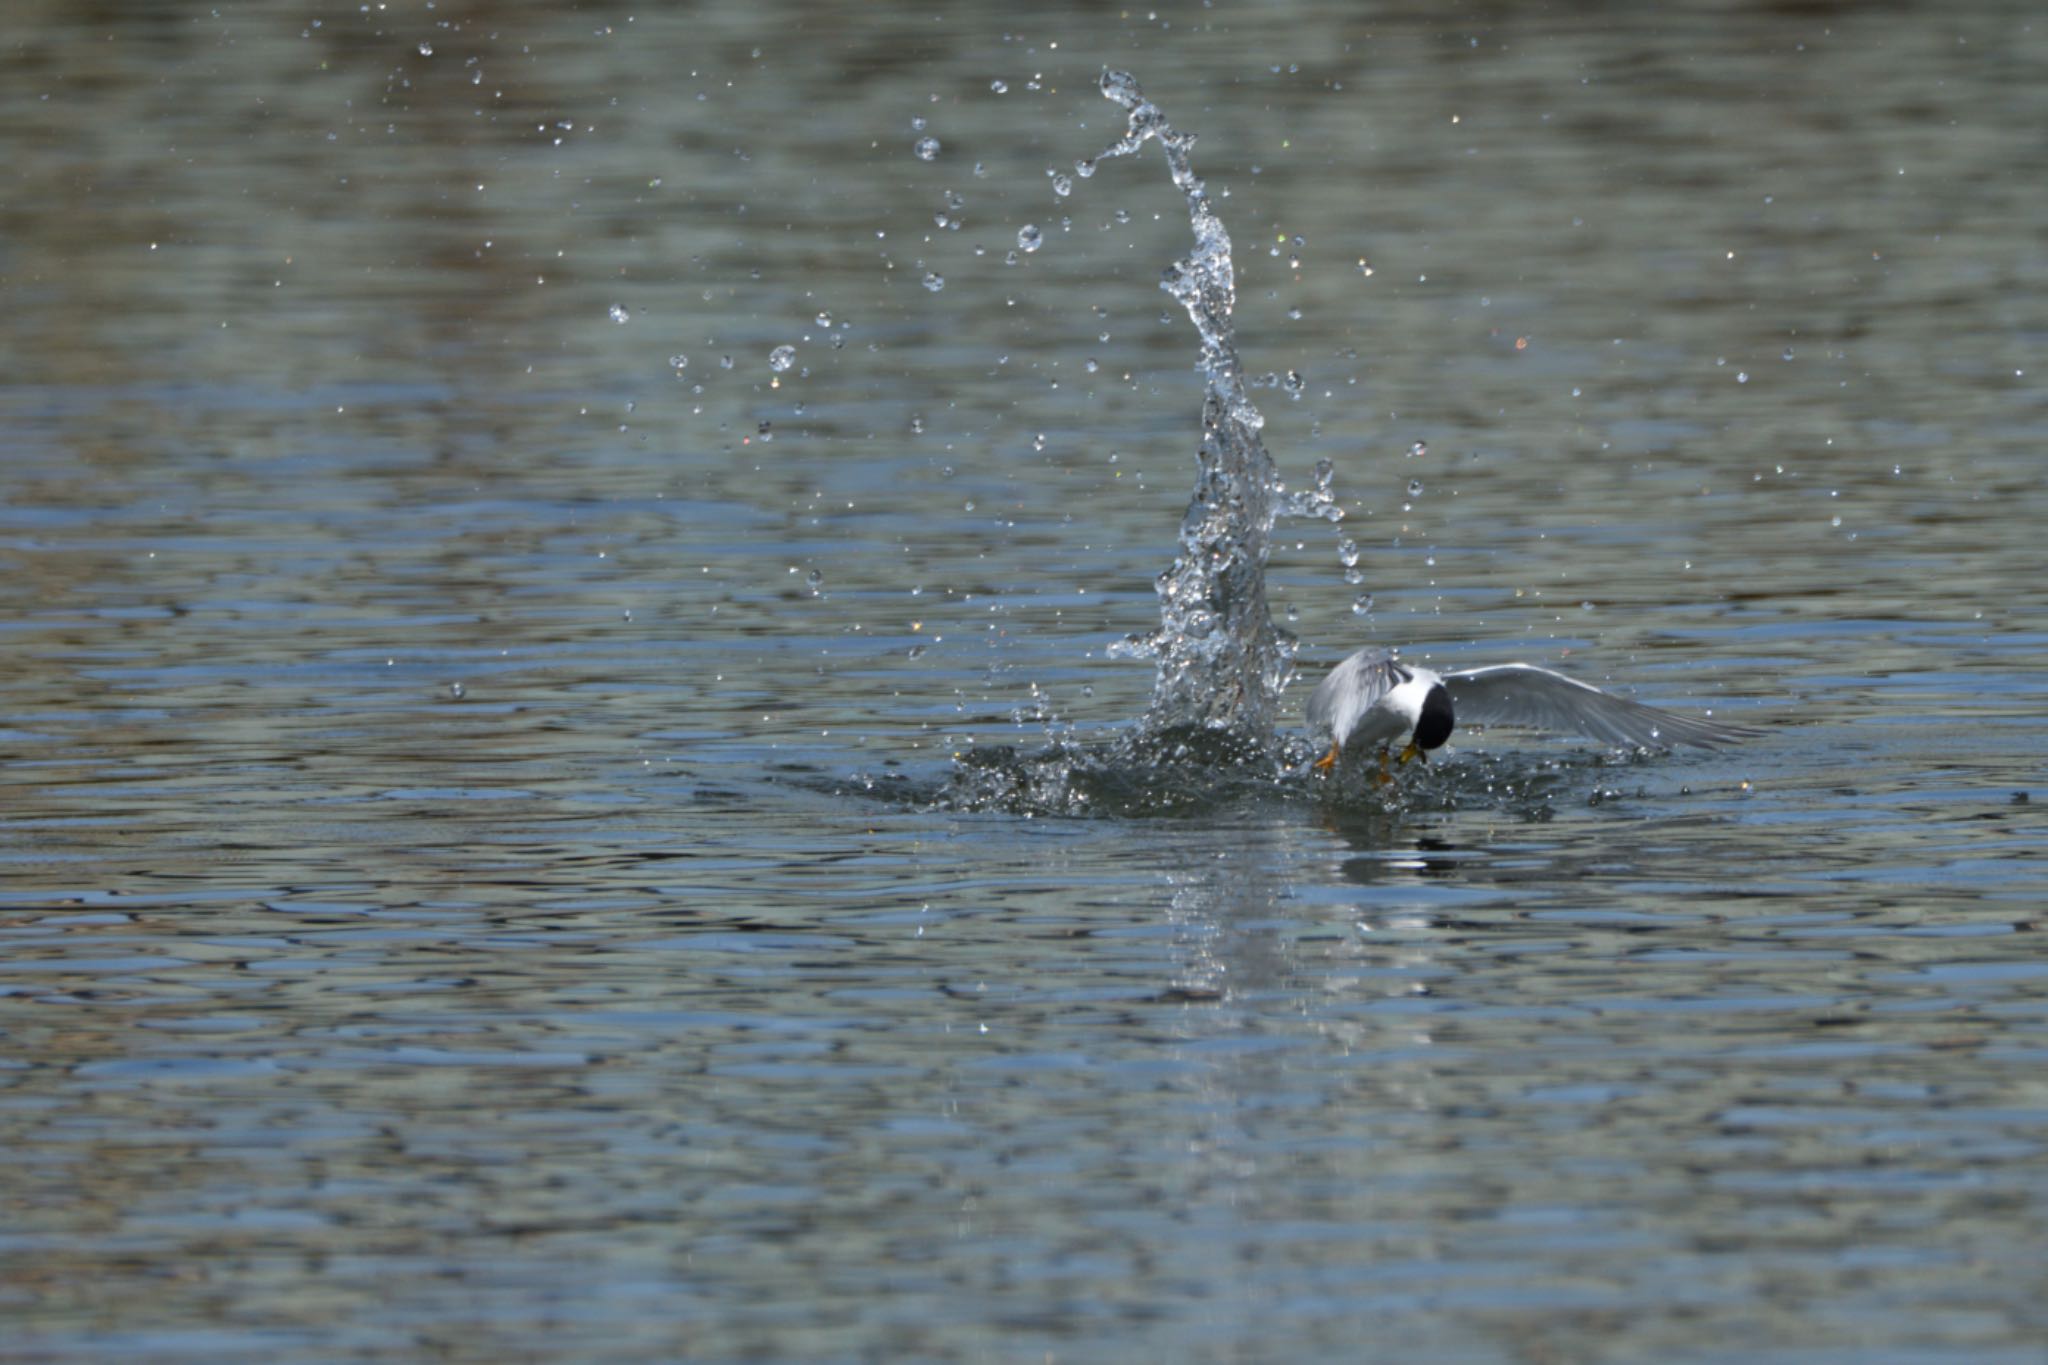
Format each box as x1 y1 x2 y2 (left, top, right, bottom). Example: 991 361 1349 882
768 345 796 372
1051 173 1073 198
1581 600 1595 611
719 355 734 370
1408 479 1424 496
922 272 945 292
418 41 433 57
1351 593 1375 615
447 681 465 699
815 310 832 328
1100 70 1144 107
1407 441 1427 459
1017 224 1043 253
607 303 630 324
806 569 824 594
914 136 941 162
1736 371 1749 383
907 644 926 659
1084 357 1100 374
990 79 1009 94
1338 537 1360 568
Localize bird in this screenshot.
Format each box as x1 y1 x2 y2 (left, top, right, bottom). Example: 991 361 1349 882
1306 647 1754 776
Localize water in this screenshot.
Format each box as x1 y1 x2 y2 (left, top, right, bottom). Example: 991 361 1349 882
4 3 2048 1360
944 69 1312 809
1089 71 1292 745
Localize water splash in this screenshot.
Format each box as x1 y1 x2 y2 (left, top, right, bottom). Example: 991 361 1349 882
1091 69 1308 757
930 70 1342 811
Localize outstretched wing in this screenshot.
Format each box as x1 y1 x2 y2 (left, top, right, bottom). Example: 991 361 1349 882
1444 663 1755 750
1306 648 1407 746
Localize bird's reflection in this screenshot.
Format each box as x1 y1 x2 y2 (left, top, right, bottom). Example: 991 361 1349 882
1337 832 1467 887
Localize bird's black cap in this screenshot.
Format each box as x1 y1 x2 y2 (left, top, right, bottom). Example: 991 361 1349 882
1414 683 1455 751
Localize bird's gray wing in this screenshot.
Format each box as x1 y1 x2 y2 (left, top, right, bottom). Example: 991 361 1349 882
1443 663 1755 750
1306 648 1405 744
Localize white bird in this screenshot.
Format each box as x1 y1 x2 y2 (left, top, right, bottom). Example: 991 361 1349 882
1307 647 1754 774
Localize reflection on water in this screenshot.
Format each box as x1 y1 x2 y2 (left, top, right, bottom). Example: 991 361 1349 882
4 1 2048 1360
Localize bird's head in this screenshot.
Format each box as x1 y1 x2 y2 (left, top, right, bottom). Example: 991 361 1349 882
1413 683 1455 752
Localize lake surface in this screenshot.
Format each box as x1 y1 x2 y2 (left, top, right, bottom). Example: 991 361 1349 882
3 2 2046 1360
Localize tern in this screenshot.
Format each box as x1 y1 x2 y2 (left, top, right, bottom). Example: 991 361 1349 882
1307 647 1754 775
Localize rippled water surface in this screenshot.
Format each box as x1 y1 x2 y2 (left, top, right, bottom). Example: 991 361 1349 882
4 2 2046 1360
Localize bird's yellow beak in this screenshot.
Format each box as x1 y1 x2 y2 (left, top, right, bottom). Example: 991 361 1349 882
1397 741 1425 766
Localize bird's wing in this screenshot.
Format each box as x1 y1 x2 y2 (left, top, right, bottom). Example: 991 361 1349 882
1306 648 1406 745
1443 663 1756 750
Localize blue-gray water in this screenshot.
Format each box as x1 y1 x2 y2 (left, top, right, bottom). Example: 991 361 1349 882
3 3 2046 1361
